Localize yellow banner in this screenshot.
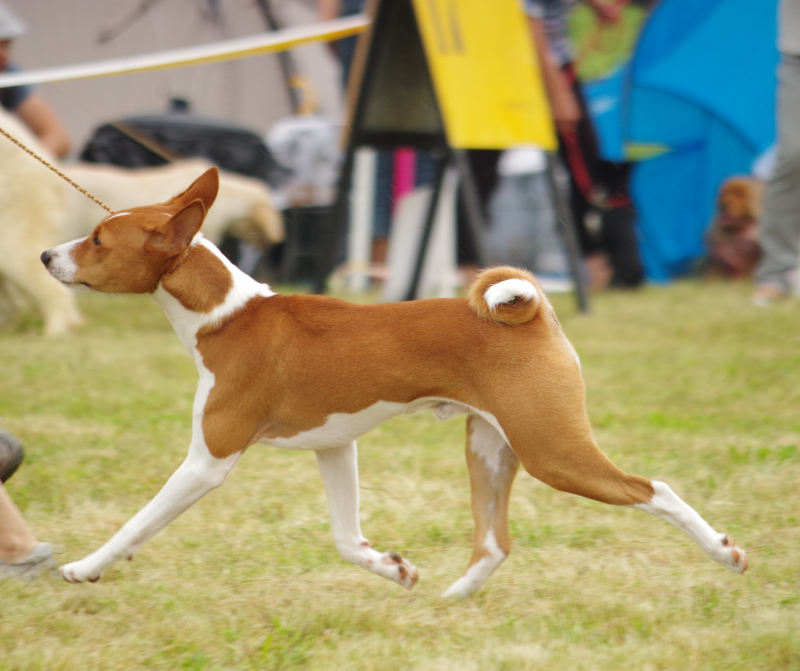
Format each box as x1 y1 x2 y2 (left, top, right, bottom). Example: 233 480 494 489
411 0 555 150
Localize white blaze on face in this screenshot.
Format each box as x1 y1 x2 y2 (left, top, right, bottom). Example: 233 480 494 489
45 238 84 285
102 212 133 222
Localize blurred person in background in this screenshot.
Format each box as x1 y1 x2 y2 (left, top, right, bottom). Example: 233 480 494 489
0 1 70 158
318 0 364 83
318 0 398 266
753 0 800 305
0 430 54 580
0 0 62 579
486 145 573 292
526 0 645 289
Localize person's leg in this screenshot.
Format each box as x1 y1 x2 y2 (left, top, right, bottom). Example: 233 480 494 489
574 115 643 287
519 171 573 283
0 431 54 578
486 174 538 268
0 484 38 563
557 131 597 256
600 199 645 288
558 66 644 288
755 55 800 299
0 429 33 561
371 151 394 264
0 429 24 483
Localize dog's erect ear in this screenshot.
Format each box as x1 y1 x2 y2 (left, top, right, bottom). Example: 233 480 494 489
165 167 220 212
147 199 206 258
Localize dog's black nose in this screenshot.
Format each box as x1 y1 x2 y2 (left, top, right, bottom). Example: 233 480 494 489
40 251 52 267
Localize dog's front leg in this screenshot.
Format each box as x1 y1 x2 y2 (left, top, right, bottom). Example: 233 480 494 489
315 442 418 590
60 441 241 583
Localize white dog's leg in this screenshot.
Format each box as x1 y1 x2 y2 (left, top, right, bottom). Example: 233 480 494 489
60 442 241 583
634 481 748 573
17 260 82 336
315 442 418 590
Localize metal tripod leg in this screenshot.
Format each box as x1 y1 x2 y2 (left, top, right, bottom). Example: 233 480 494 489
452 149 486 268
403 152 449 301
545 152 590 314
313 147 355 294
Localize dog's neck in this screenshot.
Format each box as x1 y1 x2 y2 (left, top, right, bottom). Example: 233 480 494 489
149 243 194 294
151 236 274 352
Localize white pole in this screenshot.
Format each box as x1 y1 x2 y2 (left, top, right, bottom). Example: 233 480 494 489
347 147 377 293
429 166 460 298
0 16 370 88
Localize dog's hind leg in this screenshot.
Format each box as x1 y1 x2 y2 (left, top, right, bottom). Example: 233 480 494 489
442 414 520 598
60 440 241 583
315 442 418 590
632 480 748 573
498 405 748 575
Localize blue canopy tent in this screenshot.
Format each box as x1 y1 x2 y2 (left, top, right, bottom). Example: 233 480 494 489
582 0 780 281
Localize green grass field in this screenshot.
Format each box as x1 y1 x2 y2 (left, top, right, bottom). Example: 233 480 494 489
1 282 798 670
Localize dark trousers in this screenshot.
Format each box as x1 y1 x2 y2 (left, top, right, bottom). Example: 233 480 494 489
557 64 644 288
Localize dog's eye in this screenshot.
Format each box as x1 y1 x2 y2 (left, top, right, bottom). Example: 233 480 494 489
93 235 100 246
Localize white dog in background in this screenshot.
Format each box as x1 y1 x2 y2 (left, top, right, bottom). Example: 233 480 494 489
0 112 284 336
62 159 284 251
0 108 82 337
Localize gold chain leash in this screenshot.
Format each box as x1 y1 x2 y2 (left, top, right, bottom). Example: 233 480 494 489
0 125 116 214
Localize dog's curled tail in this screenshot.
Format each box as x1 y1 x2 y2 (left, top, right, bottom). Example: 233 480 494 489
468 266 541 326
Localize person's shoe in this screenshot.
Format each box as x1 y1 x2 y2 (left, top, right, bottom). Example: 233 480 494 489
0 543 57 580
752 284 787 306
0 429 24 483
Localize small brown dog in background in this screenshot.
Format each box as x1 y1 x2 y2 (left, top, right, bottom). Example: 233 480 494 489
705 177 764 279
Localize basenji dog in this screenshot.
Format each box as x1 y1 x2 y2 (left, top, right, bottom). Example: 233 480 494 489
41 168 748 597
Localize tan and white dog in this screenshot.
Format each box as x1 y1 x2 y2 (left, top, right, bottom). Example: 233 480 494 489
42 168 748 596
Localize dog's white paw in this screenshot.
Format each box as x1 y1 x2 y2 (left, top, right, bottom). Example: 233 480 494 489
380 551 419 591
441 576 476 599
716 534 749 574
60 558 105 584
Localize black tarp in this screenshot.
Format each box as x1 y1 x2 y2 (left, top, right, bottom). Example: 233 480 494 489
80 112 287 187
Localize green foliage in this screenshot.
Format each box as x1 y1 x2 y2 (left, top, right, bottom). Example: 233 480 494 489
569 4 647 81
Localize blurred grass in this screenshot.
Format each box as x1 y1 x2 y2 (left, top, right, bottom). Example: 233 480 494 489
1 281 798 670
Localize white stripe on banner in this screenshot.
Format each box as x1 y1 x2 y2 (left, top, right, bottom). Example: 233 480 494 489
0 15 369 88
